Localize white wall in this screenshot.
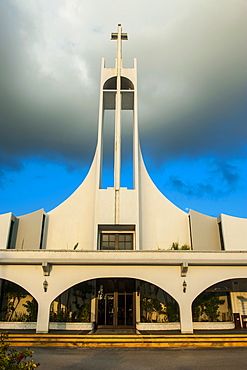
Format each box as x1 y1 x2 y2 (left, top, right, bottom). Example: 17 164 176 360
220 214 247 251
139 154 190 250
46 157 98 251
189 210 221 251
0 213 12 249
15 209 45 250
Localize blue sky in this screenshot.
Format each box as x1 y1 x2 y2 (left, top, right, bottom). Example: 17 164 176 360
0 0 246 218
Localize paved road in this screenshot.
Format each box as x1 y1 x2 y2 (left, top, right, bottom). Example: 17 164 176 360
27 347 247 370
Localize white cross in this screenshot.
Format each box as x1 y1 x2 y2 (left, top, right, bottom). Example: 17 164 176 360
111 24 128 61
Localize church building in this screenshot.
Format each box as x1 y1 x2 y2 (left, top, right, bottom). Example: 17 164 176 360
0 25 247 334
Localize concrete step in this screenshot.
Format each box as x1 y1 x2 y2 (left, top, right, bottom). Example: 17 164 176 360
5 332 247 348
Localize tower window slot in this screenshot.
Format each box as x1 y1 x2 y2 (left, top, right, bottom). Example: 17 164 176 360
218 222 225 250
101 110 115 188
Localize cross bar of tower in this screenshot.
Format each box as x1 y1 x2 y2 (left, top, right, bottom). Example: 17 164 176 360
111 24 128 64
111 23 128 40
111 33 128 40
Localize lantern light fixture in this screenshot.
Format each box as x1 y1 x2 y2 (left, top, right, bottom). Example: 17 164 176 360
43 279 48 292
183 280 187 293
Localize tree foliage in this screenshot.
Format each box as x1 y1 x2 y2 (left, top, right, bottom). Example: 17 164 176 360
0 281 37 323
193 294 225 322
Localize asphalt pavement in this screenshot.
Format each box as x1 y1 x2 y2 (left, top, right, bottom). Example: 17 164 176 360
20 346 247 370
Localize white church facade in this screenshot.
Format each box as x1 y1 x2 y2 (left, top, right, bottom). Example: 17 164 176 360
0 25 247 334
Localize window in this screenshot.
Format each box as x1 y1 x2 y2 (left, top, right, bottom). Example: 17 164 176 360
101 233 116 250
101 233 133 250
98 225 135 251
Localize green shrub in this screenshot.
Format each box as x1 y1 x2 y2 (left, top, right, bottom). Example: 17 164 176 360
171 242 179 250
180 244 190 250
0 331 40 369
171 242 190 250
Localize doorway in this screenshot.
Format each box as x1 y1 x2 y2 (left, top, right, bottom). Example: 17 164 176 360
96 278 135 328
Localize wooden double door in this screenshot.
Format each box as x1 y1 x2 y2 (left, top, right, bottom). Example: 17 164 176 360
97 279 135 328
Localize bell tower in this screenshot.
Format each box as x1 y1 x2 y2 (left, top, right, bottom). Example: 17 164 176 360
96 24 140 224
45 24 191 253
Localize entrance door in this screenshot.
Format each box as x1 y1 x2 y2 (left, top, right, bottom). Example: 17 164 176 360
97 279 135 328
117 293 134 327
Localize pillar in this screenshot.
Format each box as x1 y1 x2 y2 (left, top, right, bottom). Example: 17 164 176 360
90 280 97 324
36 299 51 333
135 281 141 323
179 301 194 334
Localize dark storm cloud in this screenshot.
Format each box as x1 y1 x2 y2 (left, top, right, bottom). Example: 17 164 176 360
0 0 246 179
0 0 100 172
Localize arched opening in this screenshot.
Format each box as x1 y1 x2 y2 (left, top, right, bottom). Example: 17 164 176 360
192 278 247 329
139 280 179 324
121 77 134 90
103 77 134 90
101 75 135 188
103 77 116 89
0 279 38 322
49 278 179 330
50 281 93 323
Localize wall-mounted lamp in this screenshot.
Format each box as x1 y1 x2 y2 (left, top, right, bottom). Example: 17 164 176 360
43 279 48 292
137 286 140 296
183 280 187 293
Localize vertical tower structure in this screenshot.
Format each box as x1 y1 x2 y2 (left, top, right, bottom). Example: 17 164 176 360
96 24 139 224
44 24 191 251
93 24 141 249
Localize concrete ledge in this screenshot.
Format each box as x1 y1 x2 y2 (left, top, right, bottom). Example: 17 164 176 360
0 322 36 330
1 250 247 266
137 322 180 331
49 322 93 330
193 322 235 330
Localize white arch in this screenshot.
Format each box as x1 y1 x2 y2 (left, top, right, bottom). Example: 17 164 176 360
186 269 247 305
192 276 247 302
51 276 179 304
0 275 39 303
43 266 182 305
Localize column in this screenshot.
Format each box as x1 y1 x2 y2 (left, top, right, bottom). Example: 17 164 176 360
90 280 97 325
179 301 194 334
36 299 51 333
